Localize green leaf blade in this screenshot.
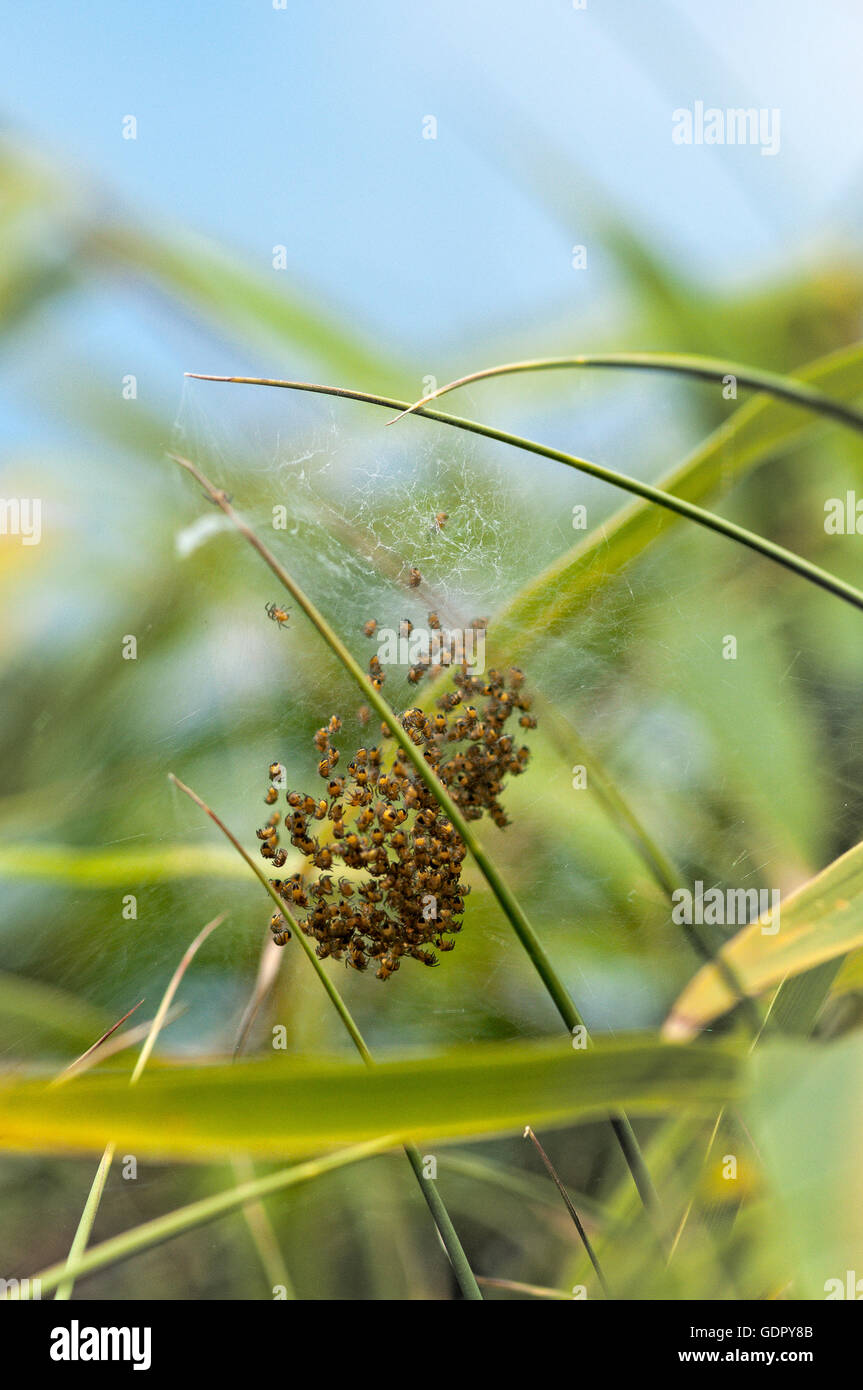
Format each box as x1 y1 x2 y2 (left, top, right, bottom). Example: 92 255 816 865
0 1036 743 1161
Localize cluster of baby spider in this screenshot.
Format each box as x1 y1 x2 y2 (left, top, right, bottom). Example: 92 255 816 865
362 612 491 688
255 625 535 980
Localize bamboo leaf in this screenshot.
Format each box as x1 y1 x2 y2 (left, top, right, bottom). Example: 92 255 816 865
828 948 863 999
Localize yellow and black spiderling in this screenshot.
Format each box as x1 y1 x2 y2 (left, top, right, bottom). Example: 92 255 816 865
255 656 535 972
265 602 290 628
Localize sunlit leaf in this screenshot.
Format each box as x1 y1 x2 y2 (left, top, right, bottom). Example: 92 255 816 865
0 843 249 885
0 1035 742 1160
665 838 863 1038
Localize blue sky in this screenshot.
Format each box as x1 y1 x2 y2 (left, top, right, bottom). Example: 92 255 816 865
5 0 863 354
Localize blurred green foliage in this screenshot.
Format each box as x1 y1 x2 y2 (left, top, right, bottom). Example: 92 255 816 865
2 127 863 1301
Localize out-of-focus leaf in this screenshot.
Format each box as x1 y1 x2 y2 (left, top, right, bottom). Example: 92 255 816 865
664 838 863 1038
0 843 248 884
458 84 701 344
0 141 407 387
0 1035 742 1160
88 224 404 389
829 949 863 999
0 973 109 1055
0 142 79 337
748 1035 863 1298
765 960 844 1035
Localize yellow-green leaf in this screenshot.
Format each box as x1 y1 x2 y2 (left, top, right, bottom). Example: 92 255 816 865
664 838 863 1038
748 1035 863 1297
0 843 249 885
0 1035 742 1161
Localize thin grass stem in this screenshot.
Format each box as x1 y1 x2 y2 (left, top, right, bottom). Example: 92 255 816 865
53 1143 116 1302
524 1125 612 1298
476 1276 571 1300
53 1000 145 1084
13 1141 394 1299
55 1008 186 1084
183 377 863 616
168 773 371 1061
385 351 863 437
231 1155 296 1298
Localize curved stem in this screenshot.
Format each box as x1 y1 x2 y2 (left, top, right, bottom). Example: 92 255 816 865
384 351 863 436
184 377 863 616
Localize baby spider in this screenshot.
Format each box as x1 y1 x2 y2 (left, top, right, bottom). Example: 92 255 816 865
265 601 290 628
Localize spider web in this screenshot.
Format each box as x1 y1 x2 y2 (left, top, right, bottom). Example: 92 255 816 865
158 373 862 1048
